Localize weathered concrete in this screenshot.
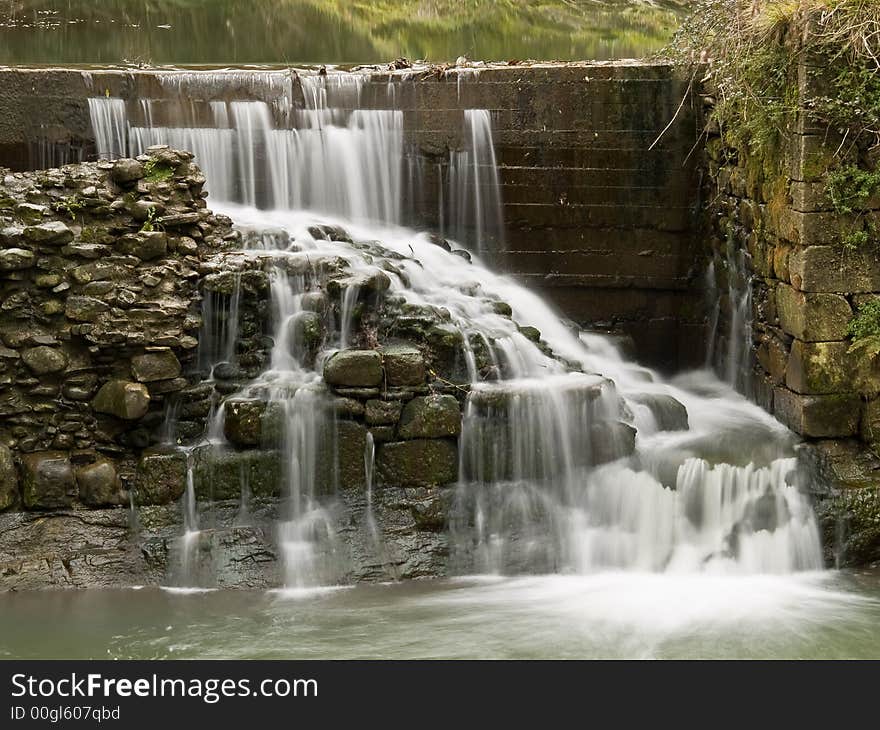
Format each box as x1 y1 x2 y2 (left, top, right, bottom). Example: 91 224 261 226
0 63 702 370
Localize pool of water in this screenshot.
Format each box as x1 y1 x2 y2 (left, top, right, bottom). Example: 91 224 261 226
2 571 879 659
0 0 688 66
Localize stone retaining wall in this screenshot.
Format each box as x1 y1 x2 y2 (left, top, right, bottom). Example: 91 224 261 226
703 71 880 566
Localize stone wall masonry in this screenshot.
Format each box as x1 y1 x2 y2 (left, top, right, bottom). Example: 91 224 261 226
0 63 704 370
703 63 880 567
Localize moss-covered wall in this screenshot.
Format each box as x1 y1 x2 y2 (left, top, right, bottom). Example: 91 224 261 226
702 19 880 567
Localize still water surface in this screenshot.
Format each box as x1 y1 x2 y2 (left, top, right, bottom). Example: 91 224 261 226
2 572 879 659
0 0 687 65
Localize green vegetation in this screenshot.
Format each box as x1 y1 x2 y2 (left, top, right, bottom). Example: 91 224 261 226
142 158 174 183
670 0 880 249
140 206 161 232
54 194 85 221
848 298 880 361
0 1 690 65
827 164 880 249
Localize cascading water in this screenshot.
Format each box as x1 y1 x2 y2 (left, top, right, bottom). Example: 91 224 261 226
446 109 505 255
89 69 824 589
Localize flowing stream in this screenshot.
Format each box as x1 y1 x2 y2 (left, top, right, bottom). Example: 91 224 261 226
74 69 880 657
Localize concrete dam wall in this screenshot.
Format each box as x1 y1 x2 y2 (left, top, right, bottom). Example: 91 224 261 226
0 64 703 370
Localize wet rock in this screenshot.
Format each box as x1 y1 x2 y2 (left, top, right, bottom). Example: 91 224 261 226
301 292 328 314
629 393 689 431
377 439 458 487
193 446 283 500
332 386 381 399
381 344 426 386
332 397 366 419
131 348 182 382
110 159 145 186
519 326 541 342
324 349 383 388
21 345 68 375
337 420 367 489
747 492 788 532
0 225 25 246
15 203 48 223
287 311 323 363
590 421 637 465
223 399 266 447
411 495 447 532
212 362 242 380
23 221 73 246
76 458 123 507
369 426 396 443
21 451 76 509
119 231 168 261
135 449 187 505
65 295 110 322
365 399 403 426
0 444 18 511
92 380 151 420
398 395 461 439
0 248 35 271
62 373 99 401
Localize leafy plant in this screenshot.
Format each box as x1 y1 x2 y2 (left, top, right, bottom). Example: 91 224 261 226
54 195 84 221
848 298 880 364
142 158 174 183
140 205 160 232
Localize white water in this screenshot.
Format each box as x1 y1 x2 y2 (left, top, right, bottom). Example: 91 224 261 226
218 204 824 580
88 71 824 590
86 72 500 235
446 109 505 254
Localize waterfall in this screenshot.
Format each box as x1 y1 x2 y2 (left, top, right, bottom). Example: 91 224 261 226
446 109 506 255
724 245 754 395
86 70 504 246
87 70 825 587
88 97 127 160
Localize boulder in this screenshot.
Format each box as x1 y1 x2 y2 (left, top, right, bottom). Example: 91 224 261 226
398 394 461 439
365 399 403 426
20 451 76 509
22 221 74 246
135 449 187 505
286 311 323 362
76 458 123 507
118 231 167 261
92 380 151 420
628 393 689 431
323 349 383 388
65 295 110 323
381 345 426 386
223 399 266 447
0 444 18 511
377 439 458 487
0 248 35 271
131 348 182 382
590 421 637 465
110 158 145 186
21 345 68 375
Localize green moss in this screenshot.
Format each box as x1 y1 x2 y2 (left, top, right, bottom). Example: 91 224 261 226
142 158 174 183
827 165 880 249
54 195 85 221
847 298 880 365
